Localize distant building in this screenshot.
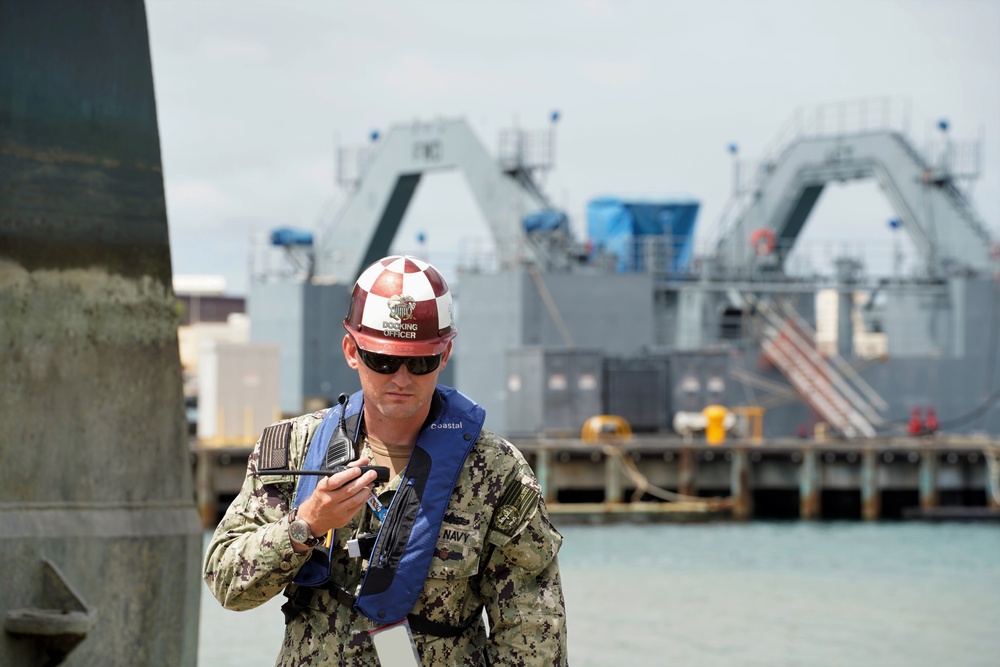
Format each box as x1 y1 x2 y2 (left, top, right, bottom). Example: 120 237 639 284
173 274 245 325
173 275 248 396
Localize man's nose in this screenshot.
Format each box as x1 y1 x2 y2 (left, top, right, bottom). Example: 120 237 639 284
390 363 414 383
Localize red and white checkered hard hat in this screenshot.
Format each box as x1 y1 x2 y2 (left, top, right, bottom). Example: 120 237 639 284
343 255 456 356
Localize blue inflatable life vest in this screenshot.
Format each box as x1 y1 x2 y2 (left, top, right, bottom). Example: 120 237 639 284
292 386 486 626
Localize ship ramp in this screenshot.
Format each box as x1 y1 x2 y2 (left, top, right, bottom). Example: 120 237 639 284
714 99 994 277
314 119 560 283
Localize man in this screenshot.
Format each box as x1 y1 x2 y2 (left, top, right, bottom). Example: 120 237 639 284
204 255 567 666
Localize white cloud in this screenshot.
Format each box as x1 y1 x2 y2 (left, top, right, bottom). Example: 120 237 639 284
380 55 453 97
200 36 270 65
580 60 645 86
170 180 232 209
582 0 617 19
165 180 236 231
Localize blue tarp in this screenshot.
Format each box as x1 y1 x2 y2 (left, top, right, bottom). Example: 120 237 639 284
586 197 699 273
270 227 314 247
523 209 570 235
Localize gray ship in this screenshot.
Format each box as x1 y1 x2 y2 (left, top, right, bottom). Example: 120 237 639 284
251 99 1000 444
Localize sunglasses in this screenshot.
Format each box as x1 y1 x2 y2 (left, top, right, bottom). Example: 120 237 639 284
357 348 442 375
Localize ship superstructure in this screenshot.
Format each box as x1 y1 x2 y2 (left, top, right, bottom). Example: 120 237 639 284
250 99 999 441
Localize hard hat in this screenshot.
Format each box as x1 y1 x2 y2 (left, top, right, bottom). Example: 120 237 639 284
343 255 456 356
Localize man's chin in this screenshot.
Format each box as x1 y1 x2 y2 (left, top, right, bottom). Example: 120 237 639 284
377 398 422 420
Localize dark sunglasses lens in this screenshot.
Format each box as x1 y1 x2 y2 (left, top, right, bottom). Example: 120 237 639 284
404 355 441 375
359 349 440 375
359 350 400 374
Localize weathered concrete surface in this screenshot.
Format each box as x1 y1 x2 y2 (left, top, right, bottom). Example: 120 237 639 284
1 1 201 665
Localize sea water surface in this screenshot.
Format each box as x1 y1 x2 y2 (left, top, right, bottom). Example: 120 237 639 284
199 522 1000 666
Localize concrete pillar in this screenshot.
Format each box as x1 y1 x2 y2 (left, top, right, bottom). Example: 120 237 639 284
1 5 202 665
678 447 697 498
861 448 881 521
730 448 753 520
800 449 822 519
919 450 939 510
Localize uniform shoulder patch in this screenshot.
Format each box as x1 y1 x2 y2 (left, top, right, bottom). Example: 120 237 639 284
259 422 291 470
490 480 538 538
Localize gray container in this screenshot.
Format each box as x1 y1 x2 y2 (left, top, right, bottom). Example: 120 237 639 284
506 348 604 437
603 355 672 432
670 350 734 415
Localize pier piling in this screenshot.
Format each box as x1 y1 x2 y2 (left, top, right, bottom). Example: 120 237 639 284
861 448 881 521
679 448 697 498
986 448 1000 509
191 437 1000 526
919 450 939 510
800 449 821 519
605 450 624 504
730 448 752 520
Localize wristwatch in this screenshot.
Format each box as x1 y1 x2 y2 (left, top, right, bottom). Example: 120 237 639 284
288 508 322 548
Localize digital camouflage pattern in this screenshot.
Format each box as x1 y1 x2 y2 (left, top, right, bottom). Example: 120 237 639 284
204 405 567 666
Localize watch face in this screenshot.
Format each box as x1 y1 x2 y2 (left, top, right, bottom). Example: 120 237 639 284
290 519 310 544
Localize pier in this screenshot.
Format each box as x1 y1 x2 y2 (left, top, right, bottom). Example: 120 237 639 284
192 434 1000 527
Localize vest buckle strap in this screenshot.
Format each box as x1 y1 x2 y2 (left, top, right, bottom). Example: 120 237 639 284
321 581 483 639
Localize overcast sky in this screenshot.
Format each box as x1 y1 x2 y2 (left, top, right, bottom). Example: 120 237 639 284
146 0 1000 296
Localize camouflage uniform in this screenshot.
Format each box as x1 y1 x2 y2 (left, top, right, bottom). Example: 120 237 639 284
204 406 567 666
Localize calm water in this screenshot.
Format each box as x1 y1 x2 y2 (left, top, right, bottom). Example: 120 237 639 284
199 522 1000 666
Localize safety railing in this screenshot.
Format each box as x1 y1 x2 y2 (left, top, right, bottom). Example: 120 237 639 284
761 97 912 163
455 232 930 284
923 138 982 180
498 126 555 172
336 143 380 189
710 97 914 252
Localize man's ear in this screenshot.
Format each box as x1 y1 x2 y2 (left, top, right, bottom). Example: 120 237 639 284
343 334 360 370
439 341 453 369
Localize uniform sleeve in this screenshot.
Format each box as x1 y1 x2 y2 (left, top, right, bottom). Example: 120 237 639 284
202 422 313 611
480 467 568 666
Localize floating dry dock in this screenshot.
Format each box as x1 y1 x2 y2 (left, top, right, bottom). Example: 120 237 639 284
193 434 1000 526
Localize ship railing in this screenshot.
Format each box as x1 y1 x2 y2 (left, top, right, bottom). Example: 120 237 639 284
759 319 855 435
766 299 881 429
336 143 380 190
498 126 555 173
761 97 912 163
776 300 890 415
748 293 881 438
921 138 982 181
709 97 913 252
453 232 921 285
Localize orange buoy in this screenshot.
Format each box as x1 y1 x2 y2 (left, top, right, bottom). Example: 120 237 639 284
750 227 777 255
